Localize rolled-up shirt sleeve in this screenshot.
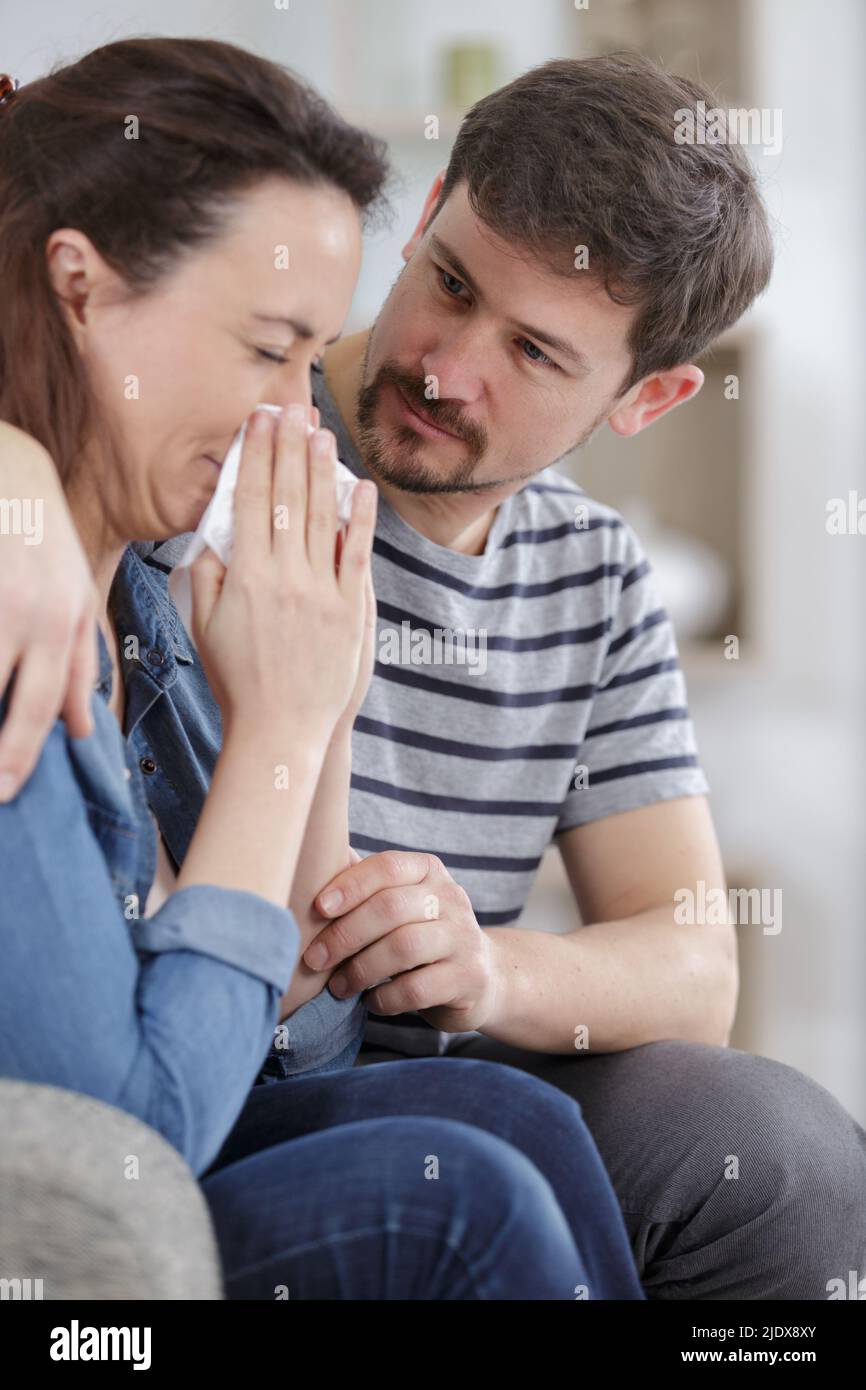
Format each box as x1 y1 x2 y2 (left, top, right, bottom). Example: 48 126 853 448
258 989 367 1080
130 885 297 993
0 711 300 1178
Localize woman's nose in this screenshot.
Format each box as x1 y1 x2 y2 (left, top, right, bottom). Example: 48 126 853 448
265 371 312 418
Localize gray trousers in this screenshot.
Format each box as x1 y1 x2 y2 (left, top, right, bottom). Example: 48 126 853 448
356 1037 866 1300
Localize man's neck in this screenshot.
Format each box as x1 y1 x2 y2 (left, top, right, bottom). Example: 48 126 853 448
323 329 501 557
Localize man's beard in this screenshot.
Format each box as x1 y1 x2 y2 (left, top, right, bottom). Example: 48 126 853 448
355 343 611 496
356 354 500 494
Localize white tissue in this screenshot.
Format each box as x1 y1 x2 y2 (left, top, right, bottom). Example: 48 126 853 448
168 403 359 637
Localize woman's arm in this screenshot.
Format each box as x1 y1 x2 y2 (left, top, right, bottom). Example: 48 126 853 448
0 423 98 797
180 411 375 917
280 729 354 1014
0 410 377 1172
0 693 302 1179
0 419 339 914
279 564 377 1017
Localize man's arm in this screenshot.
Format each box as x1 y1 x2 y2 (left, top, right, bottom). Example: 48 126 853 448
305 795 738 1055
304 517 735 1051
482 796 739 1054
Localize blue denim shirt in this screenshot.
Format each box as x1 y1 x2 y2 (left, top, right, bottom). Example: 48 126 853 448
0 543 365 1174
120 540 364 1075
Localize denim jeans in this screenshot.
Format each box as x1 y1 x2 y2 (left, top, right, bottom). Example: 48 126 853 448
200 1057 645 1300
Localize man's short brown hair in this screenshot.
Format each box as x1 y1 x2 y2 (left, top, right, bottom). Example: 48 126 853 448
432 52 774 395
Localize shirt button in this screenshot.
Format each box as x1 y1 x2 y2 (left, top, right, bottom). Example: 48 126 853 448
147 649 163 666
139 757 158 776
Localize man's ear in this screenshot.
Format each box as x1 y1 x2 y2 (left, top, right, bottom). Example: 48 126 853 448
400 170 447 263
608 364 704 438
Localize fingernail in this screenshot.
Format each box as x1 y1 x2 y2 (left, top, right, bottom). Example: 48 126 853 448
286 403 307 428
251 409 273 433
329 975 347 997
304 942 328 970
318 889 343 914
0 772 18 802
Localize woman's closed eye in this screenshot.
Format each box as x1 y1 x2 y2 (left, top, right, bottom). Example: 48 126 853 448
254 347 324 369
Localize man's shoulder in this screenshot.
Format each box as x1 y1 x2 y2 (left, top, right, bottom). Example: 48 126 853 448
513 466 640 565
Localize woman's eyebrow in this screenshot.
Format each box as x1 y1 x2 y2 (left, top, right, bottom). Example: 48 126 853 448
251 312 341 346
427 235 592 374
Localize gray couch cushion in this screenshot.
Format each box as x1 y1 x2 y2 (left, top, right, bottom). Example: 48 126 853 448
0 1080 223 1299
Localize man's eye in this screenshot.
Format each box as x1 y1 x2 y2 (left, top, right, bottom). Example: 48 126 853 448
433 270 557 369
439 269 465 297
518 338 556 369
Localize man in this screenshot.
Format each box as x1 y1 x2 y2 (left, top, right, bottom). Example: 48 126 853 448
3 53 865 1299
288 55 866 1299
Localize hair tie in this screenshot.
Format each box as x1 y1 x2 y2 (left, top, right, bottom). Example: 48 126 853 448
0 74 20 109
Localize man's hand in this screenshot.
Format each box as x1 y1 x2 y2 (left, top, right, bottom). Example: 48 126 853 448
305 851 502 1032
0 425 98 801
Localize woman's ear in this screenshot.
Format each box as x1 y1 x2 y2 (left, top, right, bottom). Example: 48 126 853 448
608 364 704 438
44 228 104 341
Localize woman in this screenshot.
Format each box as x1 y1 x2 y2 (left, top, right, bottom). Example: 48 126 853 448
0 37 643 1299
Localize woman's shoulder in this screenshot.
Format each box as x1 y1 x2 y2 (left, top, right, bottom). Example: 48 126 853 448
0 666 138 832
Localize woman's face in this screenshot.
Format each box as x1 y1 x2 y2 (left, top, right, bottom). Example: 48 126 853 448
50 176 362 540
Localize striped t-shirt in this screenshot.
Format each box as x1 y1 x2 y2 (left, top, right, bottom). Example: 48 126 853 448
311 364 710 1058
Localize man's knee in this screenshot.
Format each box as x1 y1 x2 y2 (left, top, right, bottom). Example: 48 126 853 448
592 1041 866 1297
479 1037 866 1297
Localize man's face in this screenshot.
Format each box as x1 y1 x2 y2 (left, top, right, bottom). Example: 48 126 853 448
357 181 637 496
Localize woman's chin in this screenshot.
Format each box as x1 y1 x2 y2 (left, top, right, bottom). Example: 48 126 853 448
152 463 218 539
182 469 220 531
182 501 209 535
156 498 208 541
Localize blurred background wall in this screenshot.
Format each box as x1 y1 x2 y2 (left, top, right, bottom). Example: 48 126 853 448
5 0 865 1122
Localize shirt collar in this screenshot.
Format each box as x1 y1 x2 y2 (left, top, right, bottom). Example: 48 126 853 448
101 545 194 699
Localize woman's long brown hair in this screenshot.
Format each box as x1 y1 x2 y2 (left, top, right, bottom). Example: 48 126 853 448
0 37 389 485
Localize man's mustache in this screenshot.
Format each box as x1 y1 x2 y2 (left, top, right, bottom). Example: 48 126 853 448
373 366 486 452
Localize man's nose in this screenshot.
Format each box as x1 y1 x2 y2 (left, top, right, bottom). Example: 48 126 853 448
421 326 487 405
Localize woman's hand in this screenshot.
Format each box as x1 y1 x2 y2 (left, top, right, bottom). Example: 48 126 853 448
189 404 377 750
0 424 98 801
177 405 377 912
